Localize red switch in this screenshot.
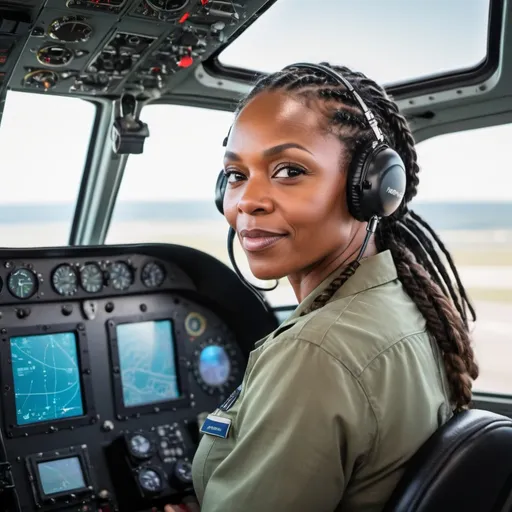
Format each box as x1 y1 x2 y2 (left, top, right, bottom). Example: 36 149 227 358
178 55 194 68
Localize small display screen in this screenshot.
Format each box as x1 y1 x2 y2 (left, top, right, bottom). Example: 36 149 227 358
10 332 84 425
199 345 231 386
116 320 180 407
37 456 86 496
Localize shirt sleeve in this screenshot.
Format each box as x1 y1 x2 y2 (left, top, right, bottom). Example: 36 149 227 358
200 336 377 512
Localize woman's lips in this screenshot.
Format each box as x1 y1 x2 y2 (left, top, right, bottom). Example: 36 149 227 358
239 229 288 253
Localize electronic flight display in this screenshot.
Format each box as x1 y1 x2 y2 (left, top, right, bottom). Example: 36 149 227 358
10 332 84 425
116 320 181 408
37 456 86 495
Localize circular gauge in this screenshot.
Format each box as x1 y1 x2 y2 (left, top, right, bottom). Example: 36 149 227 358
128 434 153 459
66 0 126 13
22 70 58 90
48 16 92 43
7 268 37 299
52 264 78 296
80 263 103 293
184 312 206 337
137 467 163 493
173 459 193 485
141 262 165 288
37 45 74 67
199 345 231 387
193 339 240 395
109 261 133 291
146 0 188 12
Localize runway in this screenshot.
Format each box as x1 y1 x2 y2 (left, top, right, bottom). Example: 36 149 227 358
471 300 512 395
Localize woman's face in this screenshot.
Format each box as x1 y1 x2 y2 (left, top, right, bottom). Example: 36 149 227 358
223 90 362 283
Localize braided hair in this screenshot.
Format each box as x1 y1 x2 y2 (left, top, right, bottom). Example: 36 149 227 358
236 63 478 412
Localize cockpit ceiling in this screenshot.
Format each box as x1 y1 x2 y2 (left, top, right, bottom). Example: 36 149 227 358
0 0 503 106
0 0 274 100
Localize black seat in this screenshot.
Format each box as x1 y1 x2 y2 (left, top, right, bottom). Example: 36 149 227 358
383 409 512 511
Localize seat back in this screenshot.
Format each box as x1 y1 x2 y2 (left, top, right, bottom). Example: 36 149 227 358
383 409 512 512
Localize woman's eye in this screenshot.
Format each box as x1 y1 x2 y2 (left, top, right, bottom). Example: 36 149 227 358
224 170 245 183
273 166 306 179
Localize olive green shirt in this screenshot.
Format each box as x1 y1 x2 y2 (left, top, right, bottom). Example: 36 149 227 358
192 250 452 511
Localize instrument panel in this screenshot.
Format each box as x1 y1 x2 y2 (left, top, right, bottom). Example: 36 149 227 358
0 0 270 99
0 243 277 512
0 253 190 304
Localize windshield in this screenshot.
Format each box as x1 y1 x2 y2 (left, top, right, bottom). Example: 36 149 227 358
0 91 96 247
218 0 490 85
107 105 512 396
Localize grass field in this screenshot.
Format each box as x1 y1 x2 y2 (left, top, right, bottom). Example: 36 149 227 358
451 248 512 267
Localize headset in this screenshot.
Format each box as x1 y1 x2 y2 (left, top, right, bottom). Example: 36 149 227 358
215 62 407 303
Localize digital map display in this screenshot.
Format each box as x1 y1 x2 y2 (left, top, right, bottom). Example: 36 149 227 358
37 456 86 495
10 332 84 426
116 320 180 407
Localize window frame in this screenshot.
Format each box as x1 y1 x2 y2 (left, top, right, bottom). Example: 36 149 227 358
203 0 504 98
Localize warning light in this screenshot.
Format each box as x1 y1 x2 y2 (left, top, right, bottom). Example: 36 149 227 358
177 55 193 68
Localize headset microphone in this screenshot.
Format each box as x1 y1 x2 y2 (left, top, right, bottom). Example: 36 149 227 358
227 227 276 314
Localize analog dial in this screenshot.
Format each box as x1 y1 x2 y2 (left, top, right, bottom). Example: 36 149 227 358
52 264 78 296
80 263 103 293
137 468 162 492
37 45 74 67
109 261 133 291
146 0 188 12
23 70 58 90
48 16 92 43
8 268 37 299
141 261 165 288
129 434 152 458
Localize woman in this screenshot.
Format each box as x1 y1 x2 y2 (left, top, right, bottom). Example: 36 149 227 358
167 62 478 512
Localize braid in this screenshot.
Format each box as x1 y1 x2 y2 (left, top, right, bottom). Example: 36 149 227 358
237 62 478 410
378 219 478 411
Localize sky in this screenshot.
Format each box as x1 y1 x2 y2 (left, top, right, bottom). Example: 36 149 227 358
0 0 501 208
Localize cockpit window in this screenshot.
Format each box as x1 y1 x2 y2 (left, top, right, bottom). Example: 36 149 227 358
106 104 298 307
0 91 95 247
218 0 490 85
109 113 512 396
411 123 512 396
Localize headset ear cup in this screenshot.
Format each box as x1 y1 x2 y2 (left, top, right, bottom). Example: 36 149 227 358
347 144 407 222
215 171 228 215
346 144 374 222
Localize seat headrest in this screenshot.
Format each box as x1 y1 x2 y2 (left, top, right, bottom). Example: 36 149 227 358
383 409 512 512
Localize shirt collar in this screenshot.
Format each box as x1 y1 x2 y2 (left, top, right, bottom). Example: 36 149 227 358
255 250 398 347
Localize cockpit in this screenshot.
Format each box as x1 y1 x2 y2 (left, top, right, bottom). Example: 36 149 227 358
0 0 511 511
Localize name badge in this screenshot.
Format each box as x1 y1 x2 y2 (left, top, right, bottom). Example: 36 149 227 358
200 414 232 439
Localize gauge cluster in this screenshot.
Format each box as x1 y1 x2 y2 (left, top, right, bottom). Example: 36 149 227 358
4 0 259 98
0 252 192 304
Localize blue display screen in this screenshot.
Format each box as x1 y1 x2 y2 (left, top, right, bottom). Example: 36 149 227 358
37 456 86 495
10 332 84 426
116 320 180 407
199 345 231 386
